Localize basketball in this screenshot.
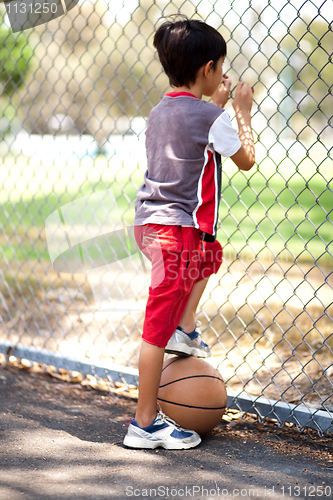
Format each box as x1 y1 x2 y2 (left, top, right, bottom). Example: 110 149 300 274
158 356 227 434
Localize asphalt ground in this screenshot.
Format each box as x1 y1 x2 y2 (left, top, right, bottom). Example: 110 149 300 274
0 361 332 500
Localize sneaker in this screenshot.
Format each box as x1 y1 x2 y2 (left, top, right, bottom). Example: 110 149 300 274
123 410 201 450
165 325 211 358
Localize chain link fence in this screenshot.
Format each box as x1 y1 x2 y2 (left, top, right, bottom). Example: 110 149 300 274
0 0 332 434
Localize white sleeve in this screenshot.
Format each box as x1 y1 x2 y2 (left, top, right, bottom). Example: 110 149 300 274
208 111 242 158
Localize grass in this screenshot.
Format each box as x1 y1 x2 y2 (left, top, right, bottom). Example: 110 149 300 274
219 158 332 263
0 151 332 265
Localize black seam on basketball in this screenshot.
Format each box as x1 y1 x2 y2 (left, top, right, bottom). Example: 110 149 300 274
159 374 223 388
157 397 226 410
161 357 183 372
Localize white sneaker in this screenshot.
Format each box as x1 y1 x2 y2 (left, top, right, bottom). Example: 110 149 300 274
165 325 211 358
123 410 201 450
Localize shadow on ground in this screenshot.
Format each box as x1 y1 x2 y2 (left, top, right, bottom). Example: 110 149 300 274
0 363 332 500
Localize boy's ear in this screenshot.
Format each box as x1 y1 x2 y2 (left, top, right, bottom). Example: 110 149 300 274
203 60 215 78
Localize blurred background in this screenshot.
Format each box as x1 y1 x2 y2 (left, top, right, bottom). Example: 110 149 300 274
0 0 332 430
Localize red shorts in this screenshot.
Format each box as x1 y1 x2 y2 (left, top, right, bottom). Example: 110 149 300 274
134 223 223 348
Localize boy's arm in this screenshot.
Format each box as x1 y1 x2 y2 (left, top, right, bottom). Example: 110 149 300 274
230 82 255 171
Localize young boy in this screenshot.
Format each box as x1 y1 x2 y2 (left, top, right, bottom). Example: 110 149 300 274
123 17 255 449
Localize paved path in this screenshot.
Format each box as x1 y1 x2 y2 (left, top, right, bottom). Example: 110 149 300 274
0 363 332 500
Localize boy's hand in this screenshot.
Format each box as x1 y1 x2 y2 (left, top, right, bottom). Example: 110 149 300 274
232 82 254 115
211 74 232 108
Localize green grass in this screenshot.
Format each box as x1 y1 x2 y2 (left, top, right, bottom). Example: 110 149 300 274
0 153 332 265
218 158 332 262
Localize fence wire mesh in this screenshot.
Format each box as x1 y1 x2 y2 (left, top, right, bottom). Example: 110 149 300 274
0 0 332 434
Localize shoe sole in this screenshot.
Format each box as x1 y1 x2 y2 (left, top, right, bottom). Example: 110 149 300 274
165 343 211 358
123 435 201 450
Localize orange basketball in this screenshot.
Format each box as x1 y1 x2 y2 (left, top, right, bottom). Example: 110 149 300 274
158 356 227 435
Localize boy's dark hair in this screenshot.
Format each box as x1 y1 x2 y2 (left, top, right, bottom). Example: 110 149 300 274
153 16 226 88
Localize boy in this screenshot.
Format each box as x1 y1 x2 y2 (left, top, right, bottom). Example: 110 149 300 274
124 17 255 449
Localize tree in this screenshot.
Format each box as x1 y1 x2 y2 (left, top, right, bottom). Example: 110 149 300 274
279 17 332 140
0 14 34 136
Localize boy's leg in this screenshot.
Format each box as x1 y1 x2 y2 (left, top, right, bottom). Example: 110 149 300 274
165 237 223 357
178 277 209 333
123 225 201 449
165 277 211 357
135 340 165 428
124 339 201 450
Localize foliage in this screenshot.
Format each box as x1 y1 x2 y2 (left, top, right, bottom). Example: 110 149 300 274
280 18 333 130
0 16 34 136
0 22 33 96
